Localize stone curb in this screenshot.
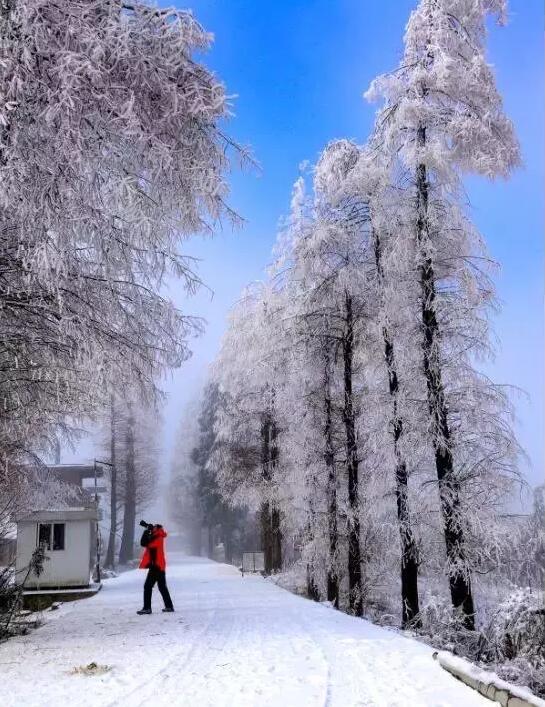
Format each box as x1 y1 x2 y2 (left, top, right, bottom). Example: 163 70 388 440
432 651 545 707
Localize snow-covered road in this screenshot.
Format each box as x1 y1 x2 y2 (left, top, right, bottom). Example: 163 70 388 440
0 554 490 706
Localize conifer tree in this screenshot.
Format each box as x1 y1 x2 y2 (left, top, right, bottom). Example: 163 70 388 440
366 0 521 628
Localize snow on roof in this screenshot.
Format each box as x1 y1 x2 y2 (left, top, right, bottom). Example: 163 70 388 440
16 508 99 523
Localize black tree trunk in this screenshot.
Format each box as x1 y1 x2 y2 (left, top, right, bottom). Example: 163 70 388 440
270 506 282 571
269 416 282 572
118 407 136 564
416 126 475 630
105 394 117 569
261 411 282 574
323 346 339 608
307 559 320 601
342 293 363 616
260 501 273 574
260 414 273 574
372 229 420 627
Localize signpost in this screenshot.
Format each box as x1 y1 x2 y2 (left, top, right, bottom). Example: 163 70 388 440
93 459 114 584
241 551 265 576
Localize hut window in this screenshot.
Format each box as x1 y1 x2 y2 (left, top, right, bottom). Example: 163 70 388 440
38 523 51 550
53 523 65 550
37 523 65 551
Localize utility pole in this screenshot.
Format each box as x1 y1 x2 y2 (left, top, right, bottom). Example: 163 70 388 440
94 459 114 584
105 393 117 569
93 459 100 583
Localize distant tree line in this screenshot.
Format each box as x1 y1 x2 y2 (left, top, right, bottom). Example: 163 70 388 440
169 385 259 565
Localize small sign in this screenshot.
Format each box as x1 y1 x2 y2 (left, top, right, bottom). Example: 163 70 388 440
242 551 265 575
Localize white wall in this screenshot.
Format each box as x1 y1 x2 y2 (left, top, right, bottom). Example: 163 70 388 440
16 520 92 588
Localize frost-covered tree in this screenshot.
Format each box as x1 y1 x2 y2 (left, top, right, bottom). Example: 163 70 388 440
366 0 521 629
211 285 290 574
190 384 252 563
169 384 261 562
212 159 415 618
287 179 370 615
262 160 386 615
0 0 241 472
169 400 203 556
103 394 162 564
516 487 545 590
318 139 422 626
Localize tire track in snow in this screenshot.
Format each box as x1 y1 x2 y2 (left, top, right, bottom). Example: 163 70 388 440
106 589 222 706
126 571 330 707
140 582 243 706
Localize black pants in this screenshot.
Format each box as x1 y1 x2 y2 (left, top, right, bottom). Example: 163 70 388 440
143 566 174 610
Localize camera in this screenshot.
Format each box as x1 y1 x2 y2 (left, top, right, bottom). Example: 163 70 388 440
139 520 153 529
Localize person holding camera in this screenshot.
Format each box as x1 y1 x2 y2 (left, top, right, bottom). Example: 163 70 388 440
136 520 175 615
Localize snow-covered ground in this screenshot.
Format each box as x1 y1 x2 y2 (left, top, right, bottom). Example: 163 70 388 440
0 554 491 707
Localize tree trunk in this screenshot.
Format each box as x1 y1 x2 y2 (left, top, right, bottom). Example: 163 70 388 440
118 406 136 564
305 490 318 598
270 507 282 571
416 126 475 630
208 525 214 559
222 521 234 564
260 501 272 574
105 394 117 569
260 414 273 573
261 411 282 574
385 328 421 627
342 293 363 616
323 346 339 608
53 436 61 465
372 228 420 627
307 560 320 601
269 417 282 572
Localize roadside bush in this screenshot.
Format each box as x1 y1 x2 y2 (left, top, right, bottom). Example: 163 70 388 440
0 546 47 641
481 589 545 697
414 587 545 698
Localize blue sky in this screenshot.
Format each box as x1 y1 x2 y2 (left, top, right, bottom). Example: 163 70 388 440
69 2 543 496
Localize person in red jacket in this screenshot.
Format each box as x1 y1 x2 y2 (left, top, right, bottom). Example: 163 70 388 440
137 522 174 615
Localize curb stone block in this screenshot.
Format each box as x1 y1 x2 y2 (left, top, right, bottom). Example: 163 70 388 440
492 687 510 706
432 651 545 707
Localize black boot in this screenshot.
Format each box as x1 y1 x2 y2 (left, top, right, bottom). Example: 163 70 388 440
162 607 175 613
137 608 152 615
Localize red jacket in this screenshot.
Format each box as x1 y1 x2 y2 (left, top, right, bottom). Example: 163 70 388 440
139 527 167 571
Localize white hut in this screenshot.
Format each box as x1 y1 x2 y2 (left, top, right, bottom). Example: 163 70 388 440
16 508 99 589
